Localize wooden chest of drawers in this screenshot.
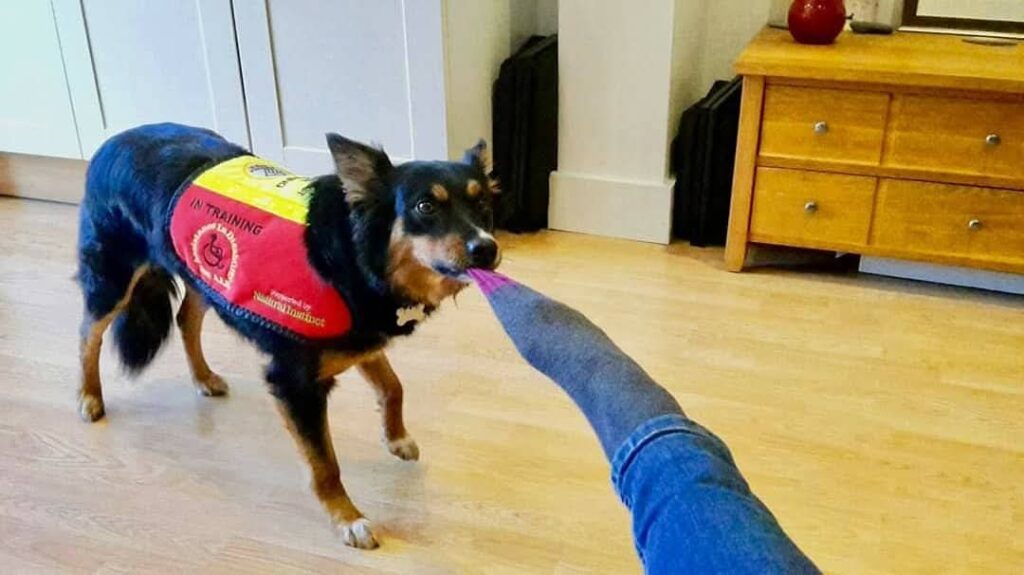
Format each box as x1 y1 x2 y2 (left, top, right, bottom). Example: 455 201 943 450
726 29 1024 274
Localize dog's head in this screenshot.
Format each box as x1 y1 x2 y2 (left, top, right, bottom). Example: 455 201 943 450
326 133 501 306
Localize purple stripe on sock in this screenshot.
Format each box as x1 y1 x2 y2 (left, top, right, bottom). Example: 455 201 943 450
467 268 516 295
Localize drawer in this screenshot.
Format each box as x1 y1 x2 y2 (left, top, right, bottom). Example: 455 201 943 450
884 95 1024 180
750 168 877 247
872 180 1024 264
760 85 890 165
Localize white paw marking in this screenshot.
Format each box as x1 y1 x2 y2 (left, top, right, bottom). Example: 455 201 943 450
387 435 420 461
196 373 229 397
79 394 105 422
341 518 379 549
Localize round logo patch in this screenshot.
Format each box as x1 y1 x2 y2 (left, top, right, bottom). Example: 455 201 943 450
191 223 238 290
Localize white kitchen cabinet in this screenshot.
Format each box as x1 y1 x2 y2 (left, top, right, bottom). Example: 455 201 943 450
51 0 248 158
0 2 82 158
2 0 518 191
234 0 448 174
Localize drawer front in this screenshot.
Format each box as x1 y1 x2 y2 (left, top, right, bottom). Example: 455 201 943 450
751 168 877 247
885 95 1024 180
872 180 1024 264
760 85 890 165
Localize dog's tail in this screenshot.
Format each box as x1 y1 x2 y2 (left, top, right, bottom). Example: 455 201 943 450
112 267 179 374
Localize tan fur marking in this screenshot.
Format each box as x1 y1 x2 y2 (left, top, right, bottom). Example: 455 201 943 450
273 399 376 548
78 265 152 422
318 350 371 381
176 287 228 396
333 151 377 205
431 184 449 202
387 220 466 308
357 352 410 444
466 180 481 198
471 144 493 173
79 313 113 421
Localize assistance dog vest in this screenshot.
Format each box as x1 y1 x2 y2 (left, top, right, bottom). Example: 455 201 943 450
169 156 353 340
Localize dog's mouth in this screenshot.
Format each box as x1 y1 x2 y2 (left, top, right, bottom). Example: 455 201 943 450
432 262 470 281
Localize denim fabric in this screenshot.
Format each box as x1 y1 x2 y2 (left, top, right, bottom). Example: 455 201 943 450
611 415 821 574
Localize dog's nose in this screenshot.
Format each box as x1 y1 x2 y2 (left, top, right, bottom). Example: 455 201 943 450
467 237 499 269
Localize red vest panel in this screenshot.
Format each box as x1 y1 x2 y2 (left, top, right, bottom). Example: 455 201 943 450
169 156 352 340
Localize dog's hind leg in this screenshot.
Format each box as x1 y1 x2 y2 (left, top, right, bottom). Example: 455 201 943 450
77 266 150 422
176 286 229 397
357 352 419 461
79 311 116 422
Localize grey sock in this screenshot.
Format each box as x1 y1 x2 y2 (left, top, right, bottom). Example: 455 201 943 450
469 269 684 458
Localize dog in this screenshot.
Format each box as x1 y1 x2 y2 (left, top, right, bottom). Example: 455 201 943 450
75 123 500 549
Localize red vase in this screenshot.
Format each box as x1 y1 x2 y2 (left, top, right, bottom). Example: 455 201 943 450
788 0 847 45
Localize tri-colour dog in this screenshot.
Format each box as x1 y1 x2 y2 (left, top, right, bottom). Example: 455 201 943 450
75 123 500 548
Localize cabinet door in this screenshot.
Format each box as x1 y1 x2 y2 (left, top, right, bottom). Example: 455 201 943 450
234 0 447 175
52 0 248 158
0 2 82 158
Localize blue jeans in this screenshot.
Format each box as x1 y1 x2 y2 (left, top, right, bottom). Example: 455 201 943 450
611 415 820 574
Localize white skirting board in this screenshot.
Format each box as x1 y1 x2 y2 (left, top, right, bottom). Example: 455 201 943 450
548 171 674 244
859 256 1024 295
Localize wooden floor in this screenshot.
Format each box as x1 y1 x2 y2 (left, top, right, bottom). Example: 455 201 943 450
0 197 1021 574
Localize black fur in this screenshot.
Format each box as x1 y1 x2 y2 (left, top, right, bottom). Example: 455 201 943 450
75 123 498 544
112 267 179 373
76 122 494 404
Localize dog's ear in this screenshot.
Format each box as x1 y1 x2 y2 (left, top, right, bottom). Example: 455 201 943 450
463 139 500 194
325 133 393 204
462 139 491 174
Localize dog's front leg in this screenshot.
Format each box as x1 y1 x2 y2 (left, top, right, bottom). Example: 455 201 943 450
267 355 377 549
357 352 419 461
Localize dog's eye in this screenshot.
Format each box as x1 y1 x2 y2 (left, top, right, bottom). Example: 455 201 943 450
415 200 436 215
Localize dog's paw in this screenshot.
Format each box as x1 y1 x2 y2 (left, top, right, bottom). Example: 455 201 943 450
340 518 379 549
78 394 105 422
195 373 229 397
386 435 420 461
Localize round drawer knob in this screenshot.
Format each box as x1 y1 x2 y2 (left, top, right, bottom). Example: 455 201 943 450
986 134 1001 146
814 121 829 135
968 218 983 231
804 201 819 214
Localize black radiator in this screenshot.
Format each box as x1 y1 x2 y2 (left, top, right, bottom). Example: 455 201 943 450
670 78 743 246
492 35 558 232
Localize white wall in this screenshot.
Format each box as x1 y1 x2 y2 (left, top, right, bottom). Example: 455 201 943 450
551 0 679 243
696 1 770 96
511 0 558 51
536 0 559 35
550 0 771 244
558 2 676 182
444 0 557 161
673 0 774 118
443 0 510 160
668 0 707 158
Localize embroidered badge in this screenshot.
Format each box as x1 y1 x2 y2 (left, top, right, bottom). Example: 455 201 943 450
190 222 238 290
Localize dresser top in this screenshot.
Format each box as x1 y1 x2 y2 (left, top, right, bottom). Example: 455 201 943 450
736 27 1024 94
